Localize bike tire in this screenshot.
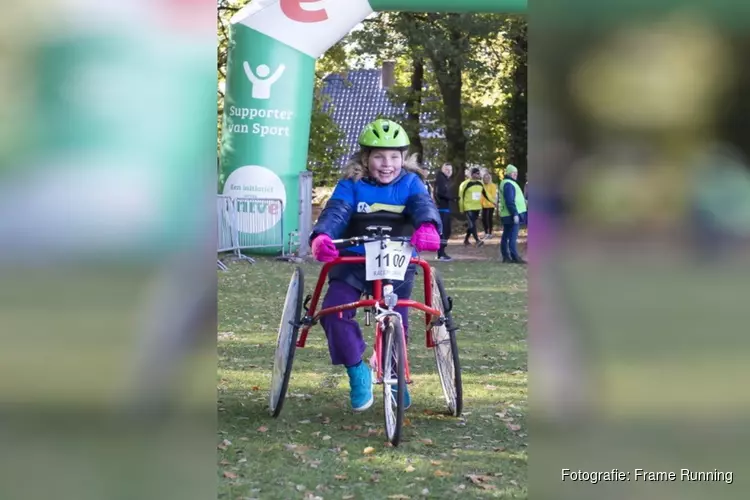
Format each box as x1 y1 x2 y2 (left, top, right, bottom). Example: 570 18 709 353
430 267 463 416
381 315 406 446
269 266 304 417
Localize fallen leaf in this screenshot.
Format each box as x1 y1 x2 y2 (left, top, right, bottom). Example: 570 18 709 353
484 384 498 390
239 437 249 441
341 425 362 431
420 439 434 446
322 417 331 424
403 418 411 426
238 458 247 464
363 446 376 455
251 386 260 391
322 435 331 441
466 474 495 488
296 484 306 491
387 495 410 499
219 460 230 465
430 460 442 466
405 465 416 472
299 419 311 424
217 439 232 450
434 470 451 477
257 426 268 433
422 409 435 415
222 471 238 479
506 423 522 432
495 411 507 418
334 474 348 480
370 474 380 482
284 444 298 451
493 446 506 452
342 496 355 500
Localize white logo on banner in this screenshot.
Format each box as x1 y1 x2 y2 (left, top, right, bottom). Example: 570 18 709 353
243 62 286 99
223 165 287 234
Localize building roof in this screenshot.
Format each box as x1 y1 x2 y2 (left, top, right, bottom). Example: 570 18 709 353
318 69 442 169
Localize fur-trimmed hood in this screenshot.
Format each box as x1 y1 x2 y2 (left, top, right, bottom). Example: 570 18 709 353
342 152 428 183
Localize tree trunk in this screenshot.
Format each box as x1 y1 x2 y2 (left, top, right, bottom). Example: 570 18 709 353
506 22 528 185
429 42 467 211
404 55 424 164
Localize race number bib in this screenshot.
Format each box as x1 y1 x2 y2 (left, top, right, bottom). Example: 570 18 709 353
472 192 481 201
364 240 413 281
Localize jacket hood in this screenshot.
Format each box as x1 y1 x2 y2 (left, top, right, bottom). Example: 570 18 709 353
342 152 428 183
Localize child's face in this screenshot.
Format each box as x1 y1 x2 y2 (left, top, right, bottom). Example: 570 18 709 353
368 149 403 184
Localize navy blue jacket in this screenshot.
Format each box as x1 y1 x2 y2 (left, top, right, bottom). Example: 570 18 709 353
311 168 441 292
311 169 442 246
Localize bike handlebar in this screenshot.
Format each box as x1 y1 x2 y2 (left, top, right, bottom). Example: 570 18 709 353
330 234 412 249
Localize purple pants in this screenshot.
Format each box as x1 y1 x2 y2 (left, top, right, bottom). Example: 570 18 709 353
320 279 413 367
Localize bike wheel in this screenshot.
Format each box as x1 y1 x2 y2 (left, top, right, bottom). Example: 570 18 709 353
430 267 463 416
381 314 406 447
269 266 304 417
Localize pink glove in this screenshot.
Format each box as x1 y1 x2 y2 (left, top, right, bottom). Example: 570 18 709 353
311 234 339 262
410 223 441 252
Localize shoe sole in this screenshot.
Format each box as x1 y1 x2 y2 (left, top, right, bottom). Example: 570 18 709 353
352 394 374 412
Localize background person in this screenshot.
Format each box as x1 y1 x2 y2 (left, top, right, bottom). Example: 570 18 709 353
499 164 528 263
433 163 455 261
480 171 498 239
458 167 489 247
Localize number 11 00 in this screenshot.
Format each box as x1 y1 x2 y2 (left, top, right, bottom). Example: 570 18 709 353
377 253 406 267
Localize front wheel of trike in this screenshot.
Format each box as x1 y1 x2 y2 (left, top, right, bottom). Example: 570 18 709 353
381 314 406 447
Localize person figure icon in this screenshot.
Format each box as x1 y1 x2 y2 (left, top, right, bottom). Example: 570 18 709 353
243 62 286 100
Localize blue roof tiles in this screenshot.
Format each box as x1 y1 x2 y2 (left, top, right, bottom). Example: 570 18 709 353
318 69 442 168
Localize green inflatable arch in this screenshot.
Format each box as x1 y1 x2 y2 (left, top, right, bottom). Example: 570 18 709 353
219 0 526 254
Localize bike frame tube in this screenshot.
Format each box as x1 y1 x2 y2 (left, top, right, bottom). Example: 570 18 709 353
297 256 442 353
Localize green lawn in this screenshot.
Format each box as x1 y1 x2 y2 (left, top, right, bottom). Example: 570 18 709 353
218 258 527 499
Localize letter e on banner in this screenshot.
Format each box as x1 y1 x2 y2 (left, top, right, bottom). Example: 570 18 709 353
280 0 328 23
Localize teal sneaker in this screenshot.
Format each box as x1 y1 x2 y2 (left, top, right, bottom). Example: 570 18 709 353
391 384 412 410
346 361 373 412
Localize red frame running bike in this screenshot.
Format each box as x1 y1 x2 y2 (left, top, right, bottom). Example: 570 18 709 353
268 232 463 447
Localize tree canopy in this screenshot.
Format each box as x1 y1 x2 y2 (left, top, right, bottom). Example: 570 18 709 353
217 2 527 188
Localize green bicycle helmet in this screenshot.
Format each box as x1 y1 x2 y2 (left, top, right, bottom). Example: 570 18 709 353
358 119 410 149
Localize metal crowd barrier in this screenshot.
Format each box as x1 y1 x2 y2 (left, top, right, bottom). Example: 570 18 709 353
217 196 284 269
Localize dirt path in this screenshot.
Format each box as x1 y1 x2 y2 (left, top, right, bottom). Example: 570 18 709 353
431 230 528 262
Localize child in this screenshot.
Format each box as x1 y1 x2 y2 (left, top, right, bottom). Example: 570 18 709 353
309 119 442 412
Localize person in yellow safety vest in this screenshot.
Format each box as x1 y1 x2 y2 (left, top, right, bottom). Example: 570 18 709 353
499 164 527 264
458 167 491 247
480 172 499 239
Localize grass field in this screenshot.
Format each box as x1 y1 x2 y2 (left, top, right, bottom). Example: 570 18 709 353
218 258 527 499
